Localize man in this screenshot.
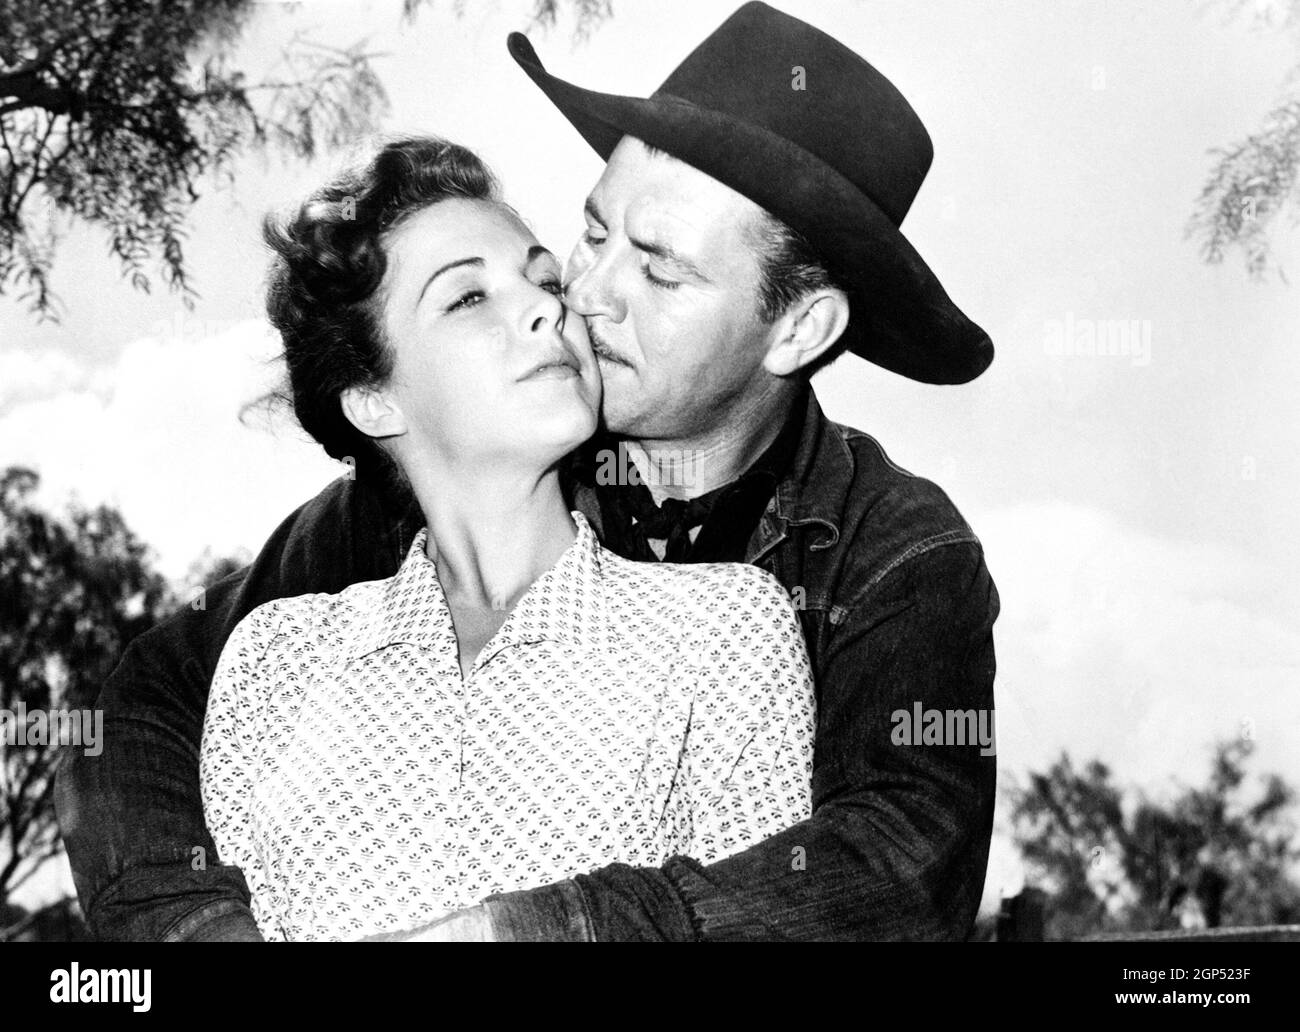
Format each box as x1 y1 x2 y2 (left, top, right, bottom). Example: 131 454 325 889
56 1 999 941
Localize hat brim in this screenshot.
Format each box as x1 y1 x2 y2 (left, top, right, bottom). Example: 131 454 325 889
508 33 992 385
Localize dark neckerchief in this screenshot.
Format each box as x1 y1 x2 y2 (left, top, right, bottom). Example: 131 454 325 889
570 385 809 564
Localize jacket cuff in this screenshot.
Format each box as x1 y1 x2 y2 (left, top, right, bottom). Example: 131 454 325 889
662 856 784 941
85 862 258 942
482 880 594 942
162 899 264 942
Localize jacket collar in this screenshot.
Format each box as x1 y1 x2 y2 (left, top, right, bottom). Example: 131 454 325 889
747 387 853 563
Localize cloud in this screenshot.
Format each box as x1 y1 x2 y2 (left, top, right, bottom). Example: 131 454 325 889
0 347 105 415
976 500 1300 910
0 319 343 580
981 500 1300 784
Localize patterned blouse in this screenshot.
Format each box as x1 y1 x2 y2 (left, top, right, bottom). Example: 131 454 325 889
199 511 815 941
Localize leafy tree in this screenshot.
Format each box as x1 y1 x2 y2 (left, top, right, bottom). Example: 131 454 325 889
181 546 252 605
0 0 389 319
1007 739 1300 940
1 0 615 322
0 466 208 917
1 895 90 942
1189 0 1300 278
403 0 613 41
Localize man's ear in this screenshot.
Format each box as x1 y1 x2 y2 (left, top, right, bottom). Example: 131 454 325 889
341 383 406 441
762 288 851 377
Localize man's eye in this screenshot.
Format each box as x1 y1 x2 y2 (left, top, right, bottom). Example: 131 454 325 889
540 278 563 296
643 266 680 290
446 290 485 312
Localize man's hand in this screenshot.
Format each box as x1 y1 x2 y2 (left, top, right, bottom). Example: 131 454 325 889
361 906 494 942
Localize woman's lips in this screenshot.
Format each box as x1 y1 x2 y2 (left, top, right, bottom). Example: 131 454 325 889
521 362 580 381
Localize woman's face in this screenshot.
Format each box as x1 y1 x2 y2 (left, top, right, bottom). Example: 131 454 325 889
372 197 600 476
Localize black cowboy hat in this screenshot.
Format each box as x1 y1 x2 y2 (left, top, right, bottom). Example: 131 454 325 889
508 1 992 385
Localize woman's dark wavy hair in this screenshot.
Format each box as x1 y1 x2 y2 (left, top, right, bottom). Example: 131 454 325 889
262 136 499 487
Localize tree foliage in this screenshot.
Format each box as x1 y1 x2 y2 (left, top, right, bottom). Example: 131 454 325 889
1189 0 1300 278
0 0 389 319
0 466 209 910
402 0 613 41
1007 739 1300 940
0 0 617 323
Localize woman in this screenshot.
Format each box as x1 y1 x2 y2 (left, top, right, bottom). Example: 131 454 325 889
199 137 815 941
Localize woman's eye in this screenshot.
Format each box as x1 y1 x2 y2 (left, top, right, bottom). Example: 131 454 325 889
583 228 606 248
540 279 563 296
446 290 485 313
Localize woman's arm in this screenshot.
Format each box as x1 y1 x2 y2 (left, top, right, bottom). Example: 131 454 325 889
197 602 292 943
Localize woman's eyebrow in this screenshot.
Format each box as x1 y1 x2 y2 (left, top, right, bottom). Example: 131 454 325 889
417 246 556 304
418 256 483 302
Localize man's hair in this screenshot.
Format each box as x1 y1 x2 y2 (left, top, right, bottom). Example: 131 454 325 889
747 211 852 377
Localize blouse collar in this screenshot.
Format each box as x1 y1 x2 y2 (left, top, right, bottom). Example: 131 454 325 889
346 511 609 666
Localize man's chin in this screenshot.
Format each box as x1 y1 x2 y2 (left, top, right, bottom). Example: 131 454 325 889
597 384 644 437
594 355 632 394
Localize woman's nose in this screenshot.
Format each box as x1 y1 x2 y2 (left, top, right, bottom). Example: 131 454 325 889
523 282 565 336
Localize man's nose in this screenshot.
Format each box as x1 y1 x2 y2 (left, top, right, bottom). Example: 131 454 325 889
564 247 627 323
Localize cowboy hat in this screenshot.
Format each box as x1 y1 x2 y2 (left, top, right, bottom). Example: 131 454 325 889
508 1 993 384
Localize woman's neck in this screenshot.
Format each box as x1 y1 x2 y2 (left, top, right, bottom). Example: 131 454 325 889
407 462 577 612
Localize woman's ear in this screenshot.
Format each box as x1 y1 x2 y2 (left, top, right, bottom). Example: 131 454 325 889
762 288 851 377
341 384 406 441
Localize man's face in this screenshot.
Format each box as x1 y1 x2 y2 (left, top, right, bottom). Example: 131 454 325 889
564 136 780 440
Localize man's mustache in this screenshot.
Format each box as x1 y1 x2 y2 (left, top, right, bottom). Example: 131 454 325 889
584 321 633 368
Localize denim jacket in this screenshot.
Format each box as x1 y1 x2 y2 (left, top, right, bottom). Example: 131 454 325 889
55 388 999 941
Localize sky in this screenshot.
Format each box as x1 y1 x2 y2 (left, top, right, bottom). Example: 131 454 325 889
3 0 1298 915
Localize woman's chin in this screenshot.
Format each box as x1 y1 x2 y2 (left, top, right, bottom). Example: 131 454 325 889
519 401 598 459
523 382 598 425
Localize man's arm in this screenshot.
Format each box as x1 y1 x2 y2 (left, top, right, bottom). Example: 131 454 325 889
482 541 999 941
54 473 418 941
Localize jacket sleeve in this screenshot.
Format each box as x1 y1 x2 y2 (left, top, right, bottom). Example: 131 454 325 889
53 473 415 941
487 540 998 941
